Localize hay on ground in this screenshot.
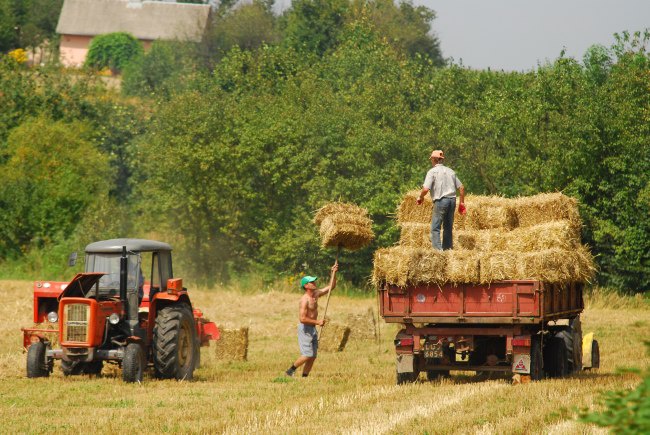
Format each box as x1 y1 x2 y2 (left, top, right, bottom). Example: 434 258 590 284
315 202 374 250
513 192 582 229
214 327 249 361
346 307 377 340
318 322 351 352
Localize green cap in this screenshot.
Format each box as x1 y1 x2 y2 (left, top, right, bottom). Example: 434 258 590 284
300 275 318 289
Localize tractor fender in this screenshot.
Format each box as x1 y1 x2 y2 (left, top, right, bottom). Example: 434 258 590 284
582 332 600 370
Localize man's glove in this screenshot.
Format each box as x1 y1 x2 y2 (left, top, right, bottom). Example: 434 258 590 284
458 203 467 215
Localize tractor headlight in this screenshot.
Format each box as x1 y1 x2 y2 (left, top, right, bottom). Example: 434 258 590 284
47 311 58 323
108 313 120 325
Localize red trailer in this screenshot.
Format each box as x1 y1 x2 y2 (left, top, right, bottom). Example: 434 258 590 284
379 280 599 383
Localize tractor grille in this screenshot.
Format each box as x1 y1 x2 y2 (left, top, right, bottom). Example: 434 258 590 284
64 304 89 342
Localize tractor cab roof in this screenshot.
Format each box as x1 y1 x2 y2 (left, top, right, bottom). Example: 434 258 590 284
85 238 172 253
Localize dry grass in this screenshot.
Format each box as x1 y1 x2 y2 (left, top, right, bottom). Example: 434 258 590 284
0 279 648 433
314 202 374 250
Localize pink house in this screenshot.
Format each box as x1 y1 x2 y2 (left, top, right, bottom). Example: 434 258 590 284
56 0 212 67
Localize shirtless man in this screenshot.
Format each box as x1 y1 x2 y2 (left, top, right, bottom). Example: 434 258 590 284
285 262 338 377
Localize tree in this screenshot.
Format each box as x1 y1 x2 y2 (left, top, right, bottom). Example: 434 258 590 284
0 116 111 257
202 1 280 66
85 32 143 74
281 0 349 56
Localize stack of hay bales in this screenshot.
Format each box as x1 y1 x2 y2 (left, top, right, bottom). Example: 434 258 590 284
318 322 351 352
314 202 374 250
373 191 595 286
214 327 249 361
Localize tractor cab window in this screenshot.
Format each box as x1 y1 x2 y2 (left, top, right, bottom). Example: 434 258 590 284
85 253 142 298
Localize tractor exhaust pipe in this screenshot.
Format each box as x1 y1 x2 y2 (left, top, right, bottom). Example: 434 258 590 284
120 246 127 302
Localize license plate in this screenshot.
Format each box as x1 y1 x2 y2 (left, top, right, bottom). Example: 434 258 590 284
423 342 442 359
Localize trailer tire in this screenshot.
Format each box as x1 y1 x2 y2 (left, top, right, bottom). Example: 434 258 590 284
396 371 418 385
426 370 450 381
153 304 197 380
530 337 544 381
123 343 145 383
545 337 569 378
26 341 50 378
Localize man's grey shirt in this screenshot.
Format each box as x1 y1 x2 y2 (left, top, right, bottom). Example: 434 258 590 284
423 164 463 201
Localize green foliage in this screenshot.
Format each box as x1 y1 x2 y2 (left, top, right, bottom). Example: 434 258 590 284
581 342 650 433
0 116 111 258
282 0 349 55
0 0 62 52
85 32 143 73
122 40 199 98
204 0 280 64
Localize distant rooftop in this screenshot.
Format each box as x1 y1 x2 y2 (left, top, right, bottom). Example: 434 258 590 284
56 0 211 42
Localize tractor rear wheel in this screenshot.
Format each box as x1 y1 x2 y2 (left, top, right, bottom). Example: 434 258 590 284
545 337 569 378
123 343 145 383
153 304 197 380
27 341 50 378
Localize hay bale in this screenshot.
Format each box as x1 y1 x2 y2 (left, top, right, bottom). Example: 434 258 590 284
479 251 521 283
445 250 481 283
214 327 249 361
318 322 351 352
513 192 582 229
455 220 581 252
518 246 596 283
372 246 415 287
399 222 475 250
454 195 519 231
347 308 377 340
315 202 374 250
372 246 446 287
397 190 433 224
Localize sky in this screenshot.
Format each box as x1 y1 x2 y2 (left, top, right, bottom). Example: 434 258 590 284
274 0 650 72
411 0 650 71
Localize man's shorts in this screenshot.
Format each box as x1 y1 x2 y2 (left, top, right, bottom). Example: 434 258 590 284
298 323 318 357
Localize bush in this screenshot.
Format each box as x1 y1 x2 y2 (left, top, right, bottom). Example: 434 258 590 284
85 32 143 74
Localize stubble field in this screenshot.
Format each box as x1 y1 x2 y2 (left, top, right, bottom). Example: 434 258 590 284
0 280 648 434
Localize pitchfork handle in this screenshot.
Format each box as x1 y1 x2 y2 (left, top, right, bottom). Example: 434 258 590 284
318 246 340 341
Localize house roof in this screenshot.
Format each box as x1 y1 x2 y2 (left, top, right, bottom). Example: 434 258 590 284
56 0 211 42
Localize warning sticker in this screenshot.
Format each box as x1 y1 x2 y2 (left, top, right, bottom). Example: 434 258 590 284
513 354 531 374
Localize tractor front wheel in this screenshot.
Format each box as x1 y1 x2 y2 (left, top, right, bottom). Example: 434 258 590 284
153 304 197 380
122 343 145 383
26 341 50 378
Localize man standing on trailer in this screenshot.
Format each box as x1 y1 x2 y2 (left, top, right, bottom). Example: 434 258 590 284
416 150 465 250
285 262 338 377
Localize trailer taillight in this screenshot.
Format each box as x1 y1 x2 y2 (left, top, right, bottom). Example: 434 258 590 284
512 336 531 347
394 337 414 347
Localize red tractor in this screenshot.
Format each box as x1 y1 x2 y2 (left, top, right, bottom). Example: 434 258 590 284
22 238 219 382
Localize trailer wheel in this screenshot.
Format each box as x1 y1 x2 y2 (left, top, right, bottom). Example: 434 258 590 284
545 337 569 378
426 370 450 381
396 371 418 385
26 341 50 378
530 337 543 381
123 343 145 383
153 304 197 380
